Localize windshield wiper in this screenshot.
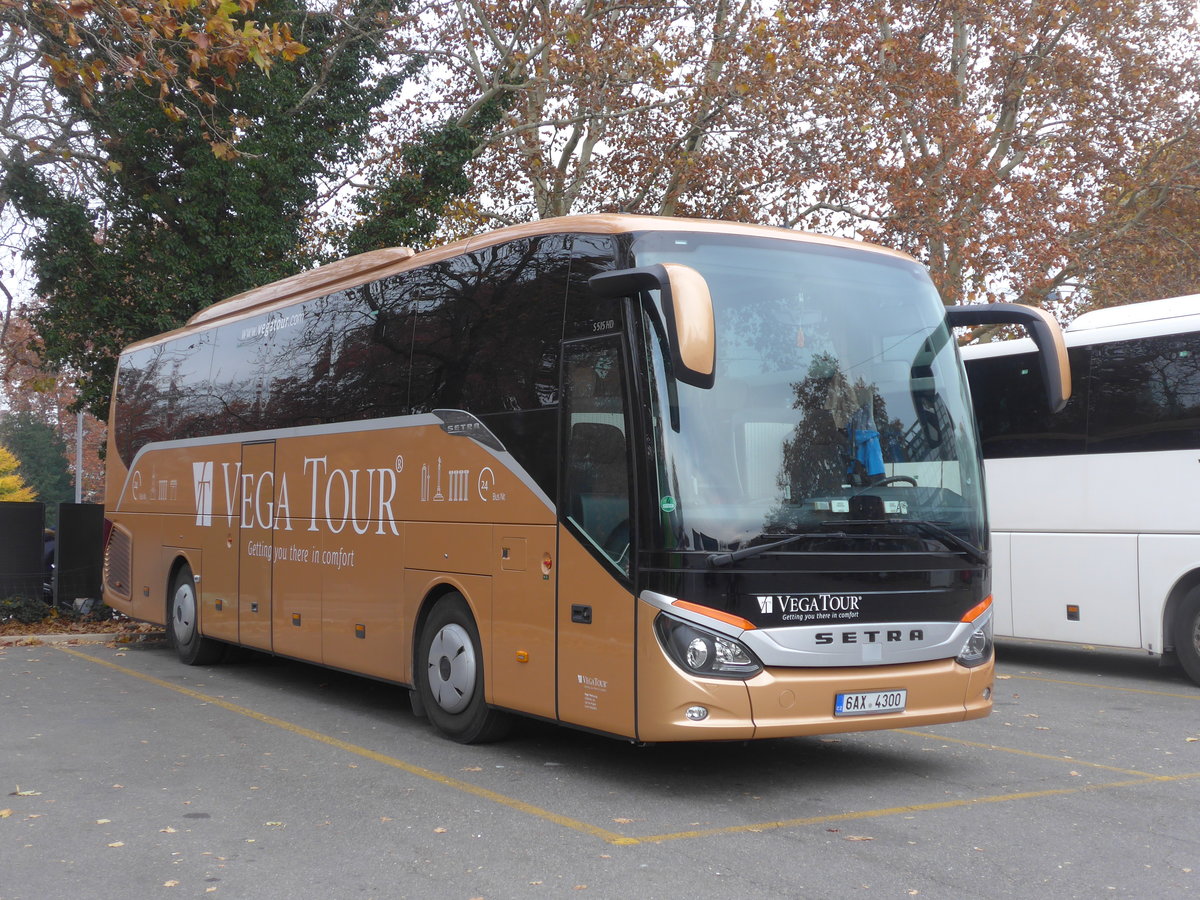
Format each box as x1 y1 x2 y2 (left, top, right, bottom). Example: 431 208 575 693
707 531 848 568
837 518 988 566
705 520 988 568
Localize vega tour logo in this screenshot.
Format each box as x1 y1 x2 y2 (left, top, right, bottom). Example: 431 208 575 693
754 593 863 622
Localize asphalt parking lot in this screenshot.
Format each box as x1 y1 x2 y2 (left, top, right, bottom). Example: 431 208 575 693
2 636 1197 900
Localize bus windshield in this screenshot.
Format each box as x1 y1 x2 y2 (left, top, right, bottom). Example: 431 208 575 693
632 231 986 557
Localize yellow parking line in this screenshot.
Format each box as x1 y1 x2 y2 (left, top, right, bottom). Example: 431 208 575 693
636 773 1200 844
54 645 1200 848
894 729 1158 777
1001 674 1200 700
56 646 637 846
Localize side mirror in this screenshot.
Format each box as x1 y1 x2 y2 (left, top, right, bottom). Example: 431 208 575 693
589 264 716 389
946 303 1071 412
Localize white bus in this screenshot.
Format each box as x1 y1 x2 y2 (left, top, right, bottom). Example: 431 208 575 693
961 294 1200 685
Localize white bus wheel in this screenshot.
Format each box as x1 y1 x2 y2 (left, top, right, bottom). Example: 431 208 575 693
417 593 512 743
168 564 222 666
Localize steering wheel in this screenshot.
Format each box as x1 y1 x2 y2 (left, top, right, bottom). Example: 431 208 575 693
873 475 917 488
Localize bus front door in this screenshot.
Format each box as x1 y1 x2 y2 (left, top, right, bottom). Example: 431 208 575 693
556 336 637 738
238 441 275 651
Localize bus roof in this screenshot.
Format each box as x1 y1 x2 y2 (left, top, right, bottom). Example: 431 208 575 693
154 215 910 342
1066 293 1200 333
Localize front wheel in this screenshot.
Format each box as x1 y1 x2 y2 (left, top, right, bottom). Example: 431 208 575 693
168 564 222 666
417 593 512 743
1174 589 1200 686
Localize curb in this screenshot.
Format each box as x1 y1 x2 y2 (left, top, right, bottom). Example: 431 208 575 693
0 631 166 646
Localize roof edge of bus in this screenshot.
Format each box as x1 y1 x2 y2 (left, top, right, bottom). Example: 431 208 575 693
131 215 911 352
1065 293 1200 333
186 246 417 328
482 213 914 261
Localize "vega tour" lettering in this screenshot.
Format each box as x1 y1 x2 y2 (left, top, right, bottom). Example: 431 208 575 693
192 456 399 535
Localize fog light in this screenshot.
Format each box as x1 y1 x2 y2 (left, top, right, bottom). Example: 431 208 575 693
982 686 992 700
685 706 709 721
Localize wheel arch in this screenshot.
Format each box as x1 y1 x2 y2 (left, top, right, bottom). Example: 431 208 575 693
410 581 478 685
165 554 199 627
1162 568 1200 656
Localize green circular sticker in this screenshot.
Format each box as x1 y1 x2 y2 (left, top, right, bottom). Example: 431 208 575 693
660 495 677 513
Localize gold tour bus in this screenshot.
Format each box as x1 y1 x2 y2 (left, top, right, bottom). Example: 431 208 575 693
101 215 1069 743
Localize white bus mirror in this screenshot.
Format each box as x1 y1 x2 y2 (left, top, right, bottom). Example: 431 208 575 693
946 303 1071 412
590 264 716 389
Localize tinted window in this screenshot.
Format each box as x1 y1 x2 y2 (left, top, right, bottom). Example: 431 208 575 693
965 346 1089 458
1088 333 1200 452
473 236 572 499
113 236 574 492
408 237 570 415
115 346 169 465
562 336 633 575
564 234 622 339
207 314 276 435
282 281 414 425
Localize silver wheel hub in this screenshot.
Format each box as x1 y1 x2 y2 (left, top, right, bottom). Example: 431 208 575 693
172 582 197 645
426 623 475 714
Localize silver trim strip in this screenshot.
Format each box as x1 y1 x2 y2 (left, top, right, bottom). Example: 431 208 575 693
640 589 985 667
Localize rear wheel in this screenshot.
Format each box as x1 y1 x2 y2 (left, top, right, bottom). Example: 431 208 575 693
168 564 222 666
1175 589 1200 686
418 593 511 743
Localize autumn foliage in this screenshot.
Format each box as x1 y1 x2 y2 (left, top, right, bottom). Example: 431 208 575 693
387 0 1200 310
5 0 1200 421
0 444 36 502
6 0 307 155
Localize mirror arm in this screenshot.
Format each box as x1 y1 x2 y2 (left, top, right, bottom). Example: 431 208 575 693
589 265 714 389
946 303 1071 412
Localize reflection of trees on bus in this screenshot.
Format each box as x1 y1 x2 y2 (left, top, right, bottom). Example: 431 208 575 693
111 234 621 502
776 352 904 502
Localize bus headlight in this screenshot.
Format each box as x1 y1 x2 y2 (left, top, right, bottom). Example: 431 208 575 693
655 613 762 679
956 611 993 668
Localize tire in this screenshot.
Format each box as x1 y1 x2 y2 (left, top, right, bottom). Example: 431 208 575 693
168 564 222 666
417 593 512 743
1175 589 1200 687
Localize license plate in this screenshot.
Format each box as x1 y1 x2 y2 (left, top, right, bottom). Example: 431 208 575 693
834 689 907 716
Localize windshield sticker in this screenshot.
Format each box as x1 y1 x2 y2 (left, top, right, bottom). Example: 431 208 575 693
660 495 677 513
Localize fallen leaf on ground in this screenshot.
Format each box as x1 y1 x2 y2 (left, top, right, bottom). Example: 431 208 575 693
844 835 874 842
0 809 12 818
433 827 447 834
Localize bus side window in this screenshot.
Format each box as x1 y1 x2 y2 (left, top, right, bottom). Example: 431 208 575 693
1088 334 1200 453
562 337 632 574
967 346 1089 458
